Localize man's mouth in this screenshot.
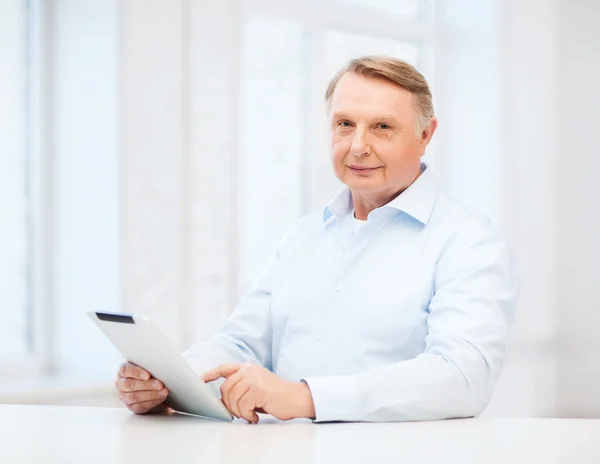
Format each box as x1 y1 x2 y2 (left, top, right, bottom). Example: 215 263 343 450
348 165 381 174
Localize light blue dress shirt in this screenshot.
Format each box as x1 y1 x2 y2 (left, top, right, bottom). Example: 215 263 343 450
183 164 519 422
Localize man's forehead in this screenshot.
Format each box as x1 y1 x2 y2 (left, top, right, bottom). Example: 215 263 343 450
330 72 413 108
329 83 412 122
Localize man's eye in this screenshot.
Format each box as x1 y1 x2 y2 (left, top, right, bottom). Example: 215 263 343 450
377 123 391 130
338 121 352 127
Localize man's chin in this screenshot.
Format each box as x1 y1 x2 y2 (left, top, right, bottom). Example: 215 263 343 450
344 179 383 193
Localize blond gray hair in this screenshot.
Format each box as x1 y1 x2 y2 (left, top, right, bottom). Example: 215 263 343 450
324 56 434 137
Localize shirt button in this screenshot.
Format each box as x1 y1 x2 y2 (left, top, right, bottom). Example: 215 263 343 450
316 333 324 341
335 284 343 292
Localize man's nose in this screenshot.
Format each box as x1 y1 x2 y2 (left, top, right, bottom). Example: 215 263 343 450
350 129 371 157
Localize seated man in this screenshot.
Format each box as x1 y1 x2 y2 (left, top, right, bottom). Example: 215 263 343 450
115 56 519 423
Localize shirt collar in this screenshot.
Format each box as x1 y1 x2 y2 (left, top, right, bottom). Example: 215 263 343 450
323 163 437 225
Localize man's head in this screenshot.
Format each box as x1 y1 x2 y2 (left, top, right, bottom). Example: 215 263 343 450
325 56 437 202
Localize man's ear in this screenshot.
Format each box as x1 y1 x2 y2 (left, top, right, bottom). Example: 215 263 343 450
420 117 438 152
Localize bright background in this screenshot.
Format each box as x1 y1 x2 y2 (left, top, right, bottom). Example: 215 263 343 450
1 0 599 418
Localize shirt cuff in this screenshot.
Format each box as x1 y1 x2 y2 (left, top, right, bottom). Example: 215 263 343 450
301 375 365 422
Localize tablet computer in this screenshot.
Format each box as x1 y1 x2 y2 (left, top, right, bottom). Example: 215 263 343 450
88 311 233 422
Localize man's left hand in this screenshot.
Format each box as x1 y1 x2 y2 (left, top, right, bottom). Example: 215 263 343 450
202 363 315 424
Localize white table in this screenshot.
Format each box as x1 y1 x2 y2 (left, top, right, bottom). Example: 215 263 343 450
1 405 599 463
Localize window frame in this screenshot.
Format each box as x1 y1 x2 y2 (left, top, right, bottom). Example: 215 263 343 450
0 0 55 378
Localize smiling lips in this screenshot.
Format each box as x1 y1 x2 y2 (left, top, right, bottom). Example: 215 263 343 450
348 165 381 175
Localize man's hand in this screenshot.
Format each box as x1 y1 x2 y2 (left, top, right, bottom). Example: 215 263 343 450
202 363 315 424
115 361 171 414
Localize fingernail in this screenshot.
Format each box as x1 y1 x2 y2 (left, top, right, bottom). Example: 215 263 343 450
159 389 168 396
153 381 161 390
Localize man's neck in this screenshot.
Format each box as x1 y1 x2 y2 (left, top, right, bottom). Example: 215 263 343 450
351 171 422 220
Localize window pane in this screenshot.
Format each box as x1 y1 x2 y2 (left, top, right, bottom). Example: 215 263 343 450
336 0 431 21
325 30 420 77
0 0 29 358
237 17 306 294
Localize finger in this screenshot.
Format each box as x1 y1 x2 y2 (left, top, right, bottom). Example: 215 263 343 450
119 361 151 380
202 364 243 382
122 388 169 405
220 370 245 414
116 376 163 393
128 398 166 415
238 389 259 424
227 379 250 420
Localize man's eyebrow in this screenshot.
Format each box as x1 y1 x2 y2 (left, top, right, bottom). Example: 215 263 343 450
370 115 401 124
330 112 401 124
331 112 352 120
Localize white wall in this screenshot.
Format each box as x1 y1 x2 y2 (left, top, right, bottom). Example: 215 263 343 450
120 0 240 351
481 0 561 417
554 0 600 418
483 0 600 418
120 0 188 348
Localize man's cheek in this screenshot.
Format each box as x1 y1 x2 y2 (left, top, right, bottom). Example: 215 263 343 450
331 141 348 164
331 155 347 179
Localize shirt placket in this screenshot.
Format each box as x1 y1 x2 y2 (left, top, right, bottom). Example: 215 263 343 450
313 213 394 349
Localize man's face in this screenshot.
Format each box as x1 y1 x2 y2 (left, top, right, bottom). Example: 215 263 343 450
328 72 436 199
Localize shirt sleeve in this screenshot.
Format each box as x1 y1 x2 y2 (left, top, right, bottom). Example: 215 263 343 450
302 228 519 422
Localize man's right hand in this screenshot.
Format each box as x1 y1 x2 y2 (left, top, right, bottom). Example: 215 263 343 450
115 361 171 414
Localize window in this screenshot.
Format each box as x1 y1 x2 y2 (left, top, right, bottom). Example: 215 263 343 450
236 0 435 293
0 0 30 360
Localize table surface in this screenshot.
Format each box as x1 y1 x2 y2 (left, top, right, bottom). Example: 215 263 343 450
1 405 600 464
